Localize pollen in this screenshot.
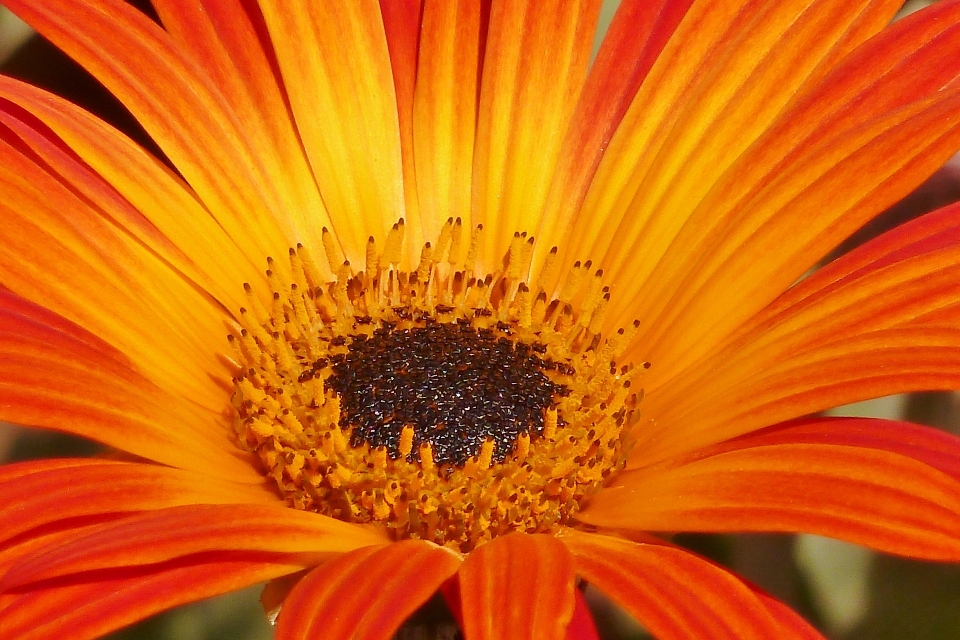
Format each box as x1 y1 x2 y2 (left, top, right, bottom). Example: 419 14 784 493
230 218 644 551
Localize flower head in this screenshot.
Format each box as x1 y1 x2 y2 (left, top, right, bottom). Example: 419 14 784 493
3 0 960 638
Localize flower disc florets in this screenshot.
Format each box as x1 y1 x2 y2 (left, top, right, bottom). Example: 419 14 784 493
230 218 643 551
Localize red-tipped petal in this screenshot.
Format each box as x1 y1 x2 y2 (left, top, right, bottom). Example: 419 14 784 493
636 202 960 464
149 0 332 257
717 417 960 483
472 0 601 268
535 0 694 267
0 553 305 640
587 443 960 561
3 0 302 264
563 530 820 640
258 0 407 263
566 588 600 640
413 0 487 239
379 0 423 225
0 460 277 547
2 504 386 590
0 291 254 478
275 540 461 640
612 1 960 382
458 532 576 640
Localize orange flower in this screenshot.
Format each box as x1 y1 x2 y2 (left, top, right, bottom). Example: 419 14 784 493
2 1 960 639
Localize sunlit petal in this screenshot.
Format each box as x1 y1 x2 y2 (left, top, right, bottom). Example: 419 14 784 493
563 530 813 639
275 541 460 640
457 533 575 640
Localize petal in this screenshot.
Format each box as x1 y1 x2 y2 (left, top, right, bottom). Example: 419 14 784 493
563 530 819 640
413 0 487 239
258 0 407 263
457 532 576 640
567 589 600 640
275 540 461 640
584 443 960 561
149 0 333 258
566 0 901 287
379 0 423 224
0 72 267 304
637 203 960 463
0 460 277 548
535 0 694 267
611 1 960 380
715 416 960 483
0 118 232 414
0 291 254 478
472 0 601 268
2 504 385 590
3 0 304 263
0 553 305 640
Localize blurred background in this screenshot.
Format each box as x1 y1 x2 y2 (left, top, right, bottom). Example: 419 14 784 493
0 0 956 638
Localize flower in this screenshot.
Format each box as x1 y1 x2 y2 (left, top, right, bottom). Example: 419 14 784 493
2 0 960 638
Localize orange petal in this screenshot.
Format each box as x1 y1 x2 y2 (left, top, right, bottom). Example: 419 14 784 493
258 1 407 263
0 120 233 414
610 1 960 381
636 202 960 463
566 588 600 640
2 504 386 590
585 443 960 561
149 0 333 258
699 416 960 483
0 291 254 479
413 0 487 239
0 460 277 548
563 530 818 640
380 0 423 225
458 532 575 640
275 540 461 640
0 75 268 304
568 0 901 288
472 0 601 268
0 553 305 640
534 0 694 268
3 0 302 264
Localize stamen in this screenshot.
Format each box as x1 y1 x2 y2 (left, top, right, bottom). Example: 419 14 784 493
230 220 643 551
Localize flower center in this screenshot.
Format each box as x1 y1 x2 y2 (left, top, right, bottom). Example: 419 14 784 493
229 218 643 551
326 321 568 467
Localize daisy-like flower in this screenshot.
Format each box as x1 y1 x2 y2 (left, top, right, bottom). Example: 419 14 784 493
3 0 960 638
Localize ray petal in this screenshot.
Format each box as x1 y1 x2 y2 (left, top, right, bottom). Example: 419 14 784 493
0 291 255 478
1 504 387 590
563 530 819 640
258 0 408 263
707 416 960 483
275 541 461 640
585 443 960 561
610 1 960 379
0 460 277 548
413 0 487 240
0 119 233 413
2 0 302 263
0 554 305 640
534 0 694 267
149 0 333 257
636 203 960 463
380 0 424 225
472 0 601 268
457 532 576 640
566 0 902 283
